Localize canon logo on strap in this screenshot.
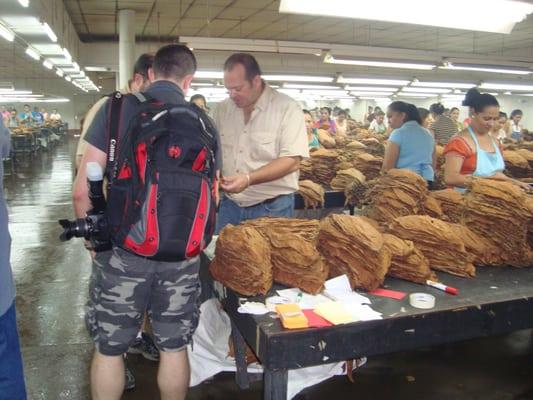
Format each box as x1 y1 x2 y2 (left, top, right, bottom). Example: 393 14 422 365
109 139 117 162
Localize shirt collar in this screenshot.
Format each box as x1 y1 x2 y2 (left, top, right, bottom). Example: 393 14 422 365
253 82 272 112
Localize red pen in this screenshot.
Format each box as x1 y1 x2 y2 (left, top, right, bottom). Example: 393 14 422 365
426 280 458 295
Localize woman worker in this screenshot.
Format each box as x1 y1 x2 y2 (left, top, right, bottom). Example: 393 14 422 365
382 101 435 188
443 88 531 193
303 109 320 149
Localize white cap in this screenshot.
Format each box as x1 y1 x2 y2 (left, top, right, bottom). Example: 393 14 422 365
86 162 103 181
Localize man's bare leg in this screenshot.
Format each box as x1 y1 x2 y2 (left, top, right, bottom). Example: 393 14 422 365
158 349 190 400
90 350 125 400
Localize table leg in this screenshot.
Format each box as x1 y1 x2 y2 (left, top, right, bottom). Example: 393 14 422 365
264 368 288 400
230 319 250 389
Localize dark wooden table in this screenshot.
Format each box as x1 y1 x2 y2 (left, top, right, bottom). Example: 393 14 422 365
207 264 533 400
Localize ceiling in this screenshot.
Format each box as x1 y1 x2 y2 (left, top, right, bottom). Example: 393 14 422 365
64 0 533 57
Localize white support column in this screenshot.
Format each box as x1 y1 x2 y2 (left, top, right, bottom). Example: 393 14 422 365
118 9 136 90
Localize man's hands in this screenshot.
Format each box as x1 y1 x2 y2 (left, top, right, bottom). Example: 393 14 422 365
220 173 250 194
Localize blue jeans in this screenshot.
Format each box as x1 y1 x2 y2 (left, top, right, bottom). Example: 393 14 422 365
0 303 26 400
215 193 295 233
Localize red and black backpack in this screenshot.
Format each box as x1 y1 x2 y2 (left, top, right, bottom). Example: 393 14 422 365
104 91 217 261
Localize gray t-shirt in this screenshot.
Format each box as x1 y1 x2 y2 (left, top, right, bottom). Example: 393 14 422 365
85 80 221 171
0 117 15 316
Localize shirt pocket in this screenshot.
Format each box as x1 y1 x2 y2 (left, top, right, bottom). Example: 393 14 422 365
250 133 277 163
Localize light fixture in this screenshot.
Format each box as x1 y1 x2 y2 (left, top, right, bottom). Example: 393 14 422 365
263 74 334 83
283 83 340 89
402 87 451 93
350 91 395 96
504 91 512 95
279 0 533 34
62 48 72 62
195 71 224 79
56 69 64 77
0 24 15 42
480 82 533 91
358 97 392 101
398 92 440 97
42 23 57 42
65 76 71 82
18 0 29 7
191 83 214 87
0 90 33 95
338 77 410 86
31 43 63 55
85 66 109 72
47 57 73 66
25 47 40 60
411 81 476 89
439 63 531 75
72 62 80 71
301 89 348 96
344 86 399 91
324 54 436 70
43 60 53 69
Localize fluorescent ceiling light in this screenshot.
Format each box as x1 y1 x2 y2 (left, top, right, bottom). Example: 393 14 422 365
43 60 53 70
62 48 72 61
195 71 223 79
1 93 43 98
402 87 451 93
480 82 533 91
65 76 72 82
411 81 476 89
301 89 347 95
42 23 57 42
0 90 33 94
70 72 86 79
191 83 214 87
283 83 339 89
344 86 398 91
0 24 15 42
263 74 334 83
47 57 72 66
398 92 440 97
350 91 394 96
324 54 435 70
279 0 533 34
31 44 63 55
56 69 64 77
439 63 530 75
338 77 410 86
25 47 40 60
358 96 391 101
85 66 109 72
18 0 29 7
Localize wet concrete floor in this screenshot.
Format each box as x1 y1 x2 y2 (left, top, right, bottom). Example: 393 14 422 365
4 138 533 400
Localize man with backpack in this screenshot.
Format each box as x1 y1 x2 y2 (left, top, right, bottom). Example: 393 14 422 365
73 44 219 400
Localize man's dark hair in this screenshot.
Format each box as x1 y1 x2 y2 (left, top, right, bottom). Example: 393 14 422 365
190 94 206 104
133 53 154 77
223 53 262 82
153 45 197 80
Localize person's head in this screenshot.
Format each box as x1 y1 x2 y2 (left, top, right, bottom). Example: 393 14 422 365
462 88 500 134
33 106 39 112
337 110 347 122
499 111 508 126
39 107 46 113
23 104 30 112
130 53 154 92
319 107 331 121
375 110 385 124
387 101 421 129
0 106 6 112
190 94 207 111
450 107 460 121
223 53 263 110
443 108 451 117
510 109 523 124
10 109 16 117
151 45 196 94
368 106 373 112
429 103 445 117
374 106 382 114
417 107 430 128
303 109 314 133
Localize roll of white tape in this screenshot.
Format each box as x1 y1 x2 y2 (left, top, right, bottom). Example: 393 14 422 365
409 293 436 309
265 296 290 312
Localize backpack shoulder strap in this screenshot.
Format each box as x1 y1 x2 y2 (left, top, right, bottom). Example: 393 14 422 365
106 91 124 182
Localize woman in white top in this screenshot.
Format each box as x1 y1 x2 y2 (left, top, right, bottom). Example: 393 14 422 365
491 112 508 143
368 110 387 134
335 110 348 136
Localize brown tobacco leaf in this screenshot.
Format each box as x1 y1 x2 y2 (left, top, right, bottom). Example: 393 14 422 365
298 180 325 209
318 214 391 290
430 190 465 223
209 224 272 296
388 215 476 278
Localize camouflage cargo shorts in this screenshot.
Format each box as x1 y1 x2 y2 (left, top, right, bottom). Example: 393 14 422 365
85 246 201 356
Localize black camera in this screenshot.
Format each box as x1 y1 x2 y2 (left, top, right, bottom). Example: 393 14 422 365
59 162 111 252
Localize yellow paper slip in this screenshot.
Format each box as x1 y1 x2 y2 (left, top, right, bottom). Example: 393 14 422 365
275 303 309 329
314 302 357 325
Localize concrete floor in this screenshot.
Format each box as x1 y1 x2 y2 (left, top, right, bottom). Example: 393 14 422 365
4 138 533 400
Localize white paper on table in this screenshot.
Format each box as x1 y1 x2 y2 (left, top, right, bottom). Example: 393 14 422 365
342 303 383 321
237 301 270 315
298 293 332 310
188 298 348 399
323 275 371 305
276 288 302 302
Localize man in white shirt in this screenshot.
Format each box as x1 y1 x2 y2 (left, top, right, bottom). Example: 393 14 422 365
213 53 308 231
49 109 61 121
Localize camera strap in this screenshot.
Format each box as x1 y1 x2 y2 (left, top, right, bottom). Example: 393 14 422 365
106 91 125 183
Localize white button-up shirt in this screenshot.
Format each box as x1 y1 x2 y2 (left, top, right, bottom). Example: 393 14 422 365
214 84 308 207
